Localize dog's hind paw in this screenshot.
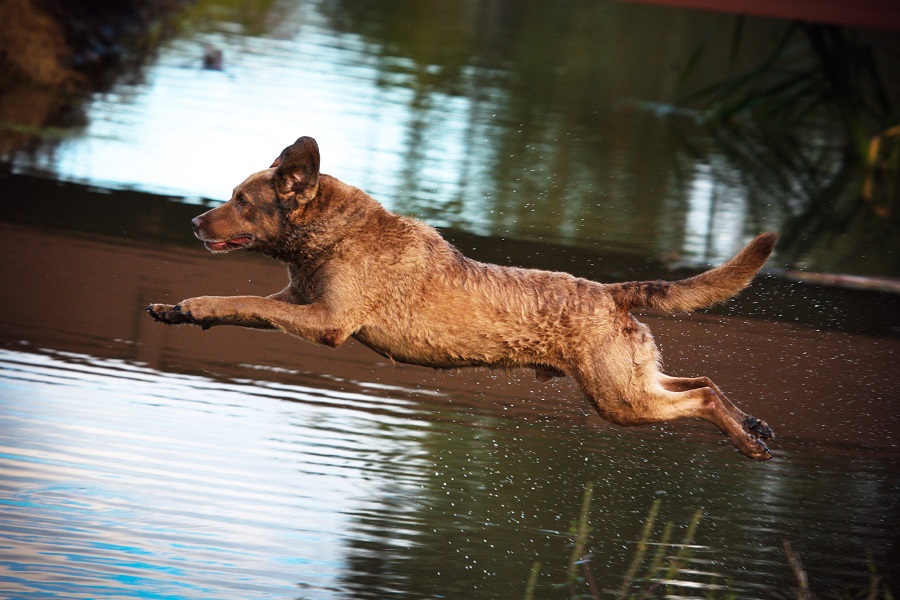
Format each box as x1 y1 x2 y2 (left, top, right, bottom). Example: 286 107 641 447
734 415 774 461
748 435 772 461
744 415 774 441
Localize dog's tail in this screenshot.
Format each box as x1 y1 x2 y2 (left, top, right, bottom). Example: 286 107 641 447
610 232 777 312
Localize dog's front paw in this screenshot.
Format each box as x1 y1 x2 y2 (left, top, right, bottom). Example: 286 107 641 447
145 299 216 330
146 303 192 325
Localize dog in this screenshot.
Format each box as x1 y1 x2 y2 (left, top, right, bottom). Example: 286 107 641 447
146 136 777 460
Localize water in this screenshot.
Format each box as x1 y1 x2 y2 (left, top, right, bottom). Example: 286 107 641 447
1 334 897 598
1 0 899 597
1 177 898 598
5 0 897 274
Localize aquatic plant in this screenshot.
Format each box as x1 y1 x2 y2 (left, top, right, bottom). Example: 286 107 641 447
782 541 895 600
524 488 724 599
524 486 895 599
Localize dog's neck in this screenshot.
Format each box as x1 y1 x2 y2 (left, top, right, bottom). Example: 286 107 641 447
267 174 384 268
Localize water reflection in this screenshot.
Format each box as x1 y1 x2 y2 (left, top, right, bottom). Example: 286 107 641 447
1 0 899 596
3 0 896 274
0 180 898 596
1 344 897 598
0 345 446 597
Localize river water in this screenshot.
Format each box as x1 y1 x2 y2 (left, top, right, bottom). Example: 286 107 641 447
1 0 898 598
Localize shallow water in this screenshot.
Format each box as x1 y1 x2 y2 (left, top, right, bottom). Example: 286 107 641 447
1 179 898 598
1 0 899 597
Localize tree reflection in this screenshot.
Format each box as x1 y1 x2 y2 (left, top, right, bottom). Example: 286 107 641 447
676 21 899 275
323 0 899 276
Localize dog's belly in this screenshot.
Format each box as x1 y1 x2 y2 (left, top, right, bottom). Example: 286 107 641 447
352 326 495 369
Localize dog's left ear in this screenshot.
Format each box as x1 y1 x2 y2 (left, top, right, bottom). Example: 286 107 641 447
271 136 320 209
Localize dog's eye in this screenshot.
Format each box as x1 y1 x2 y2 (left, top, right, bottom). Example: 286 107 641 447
235 194 249 207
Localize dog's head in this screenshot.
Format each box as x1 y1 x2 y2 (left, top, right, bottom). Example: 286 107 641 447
191 136 321 254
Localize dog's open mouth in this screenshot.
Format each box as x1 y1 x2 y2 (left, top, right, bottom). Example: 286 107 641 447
204 236 253 253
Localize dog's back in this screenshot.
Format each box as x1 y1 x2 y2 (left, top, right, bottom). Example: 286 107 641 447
351 214 776 376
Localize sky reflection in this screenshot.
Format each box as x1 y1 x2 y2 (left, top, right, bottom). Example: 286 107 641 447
0 347 430 598
15 0 787 265
4 0 897 276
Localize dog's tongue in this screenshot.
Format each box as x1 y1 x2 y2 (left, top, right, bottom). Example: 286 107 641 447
207 237 250 251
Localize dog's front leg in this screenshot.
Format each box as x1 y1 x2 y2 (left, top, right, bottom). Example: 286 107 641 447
146 296 353 347
147 297 275 330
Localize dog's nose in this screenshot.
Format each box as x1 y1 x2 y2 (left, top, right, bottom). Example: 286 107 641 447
191 215 207 233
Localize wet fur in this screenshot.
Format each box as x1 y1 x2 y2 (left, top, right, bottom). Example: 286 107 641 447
147 136 778 460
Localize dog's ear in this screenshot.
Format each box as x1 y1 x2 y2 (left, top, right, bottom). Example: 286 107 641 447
272 136 320 208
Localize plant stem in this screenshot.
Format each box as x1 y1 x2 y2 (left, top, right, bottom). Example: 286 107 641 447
524 561 541 600
617 499 662 600
567 482 594 585
783 540 810 600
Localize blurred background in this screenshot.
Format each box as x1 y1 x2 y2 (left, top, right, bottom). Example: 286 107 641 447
2 0 899 274
0 1 898 598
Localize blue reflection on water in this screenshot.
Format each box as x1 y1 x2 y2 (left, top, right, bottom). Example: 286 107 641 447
0 347 420 598
1 342 898 598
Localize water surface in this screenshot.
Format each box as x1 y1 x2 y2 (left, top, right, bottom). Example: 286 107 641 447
4 0 898 275
1 179 898 598
1 0 898 597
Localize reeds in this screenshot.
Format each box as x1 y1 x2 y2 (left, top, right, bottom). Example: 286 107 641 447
524 487 724 599
781 542 894 600
524 485 894 599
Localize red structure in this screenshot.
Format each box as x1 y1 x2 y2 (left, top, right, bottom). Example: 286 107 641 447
618 0 900 31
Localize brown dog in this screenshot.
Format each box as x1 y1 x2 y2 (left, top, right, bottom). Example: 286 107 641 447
147 136 777 460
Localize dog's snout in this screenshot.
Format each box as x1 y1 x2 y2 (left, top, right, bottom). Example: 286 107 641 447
191 215 207 233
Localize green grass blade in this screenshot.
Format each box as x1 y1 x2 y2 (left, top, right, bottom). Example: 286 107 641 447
524 561 541 600
617 499 662 600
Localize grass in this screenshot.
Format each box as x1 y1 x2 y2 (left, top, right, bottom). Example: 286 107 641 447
523 485 894 599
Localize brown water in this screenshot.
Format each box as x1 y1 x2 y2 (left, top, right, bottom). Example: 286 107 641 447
1 173 898 598
1 1 899 598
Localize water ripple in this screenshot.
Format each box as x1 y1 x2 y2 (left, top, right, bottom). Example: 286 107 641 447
0 347 428 598
1 344 897 598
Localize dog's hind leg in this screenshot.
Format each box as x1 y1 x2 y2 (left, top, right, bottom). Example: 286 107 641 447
649 377 772 460
658 375 774 441
573 359 772 460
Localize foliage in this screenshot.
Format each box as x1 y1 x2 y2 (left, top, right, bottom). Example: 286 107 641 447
675 21 900 271
525 488 728 599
